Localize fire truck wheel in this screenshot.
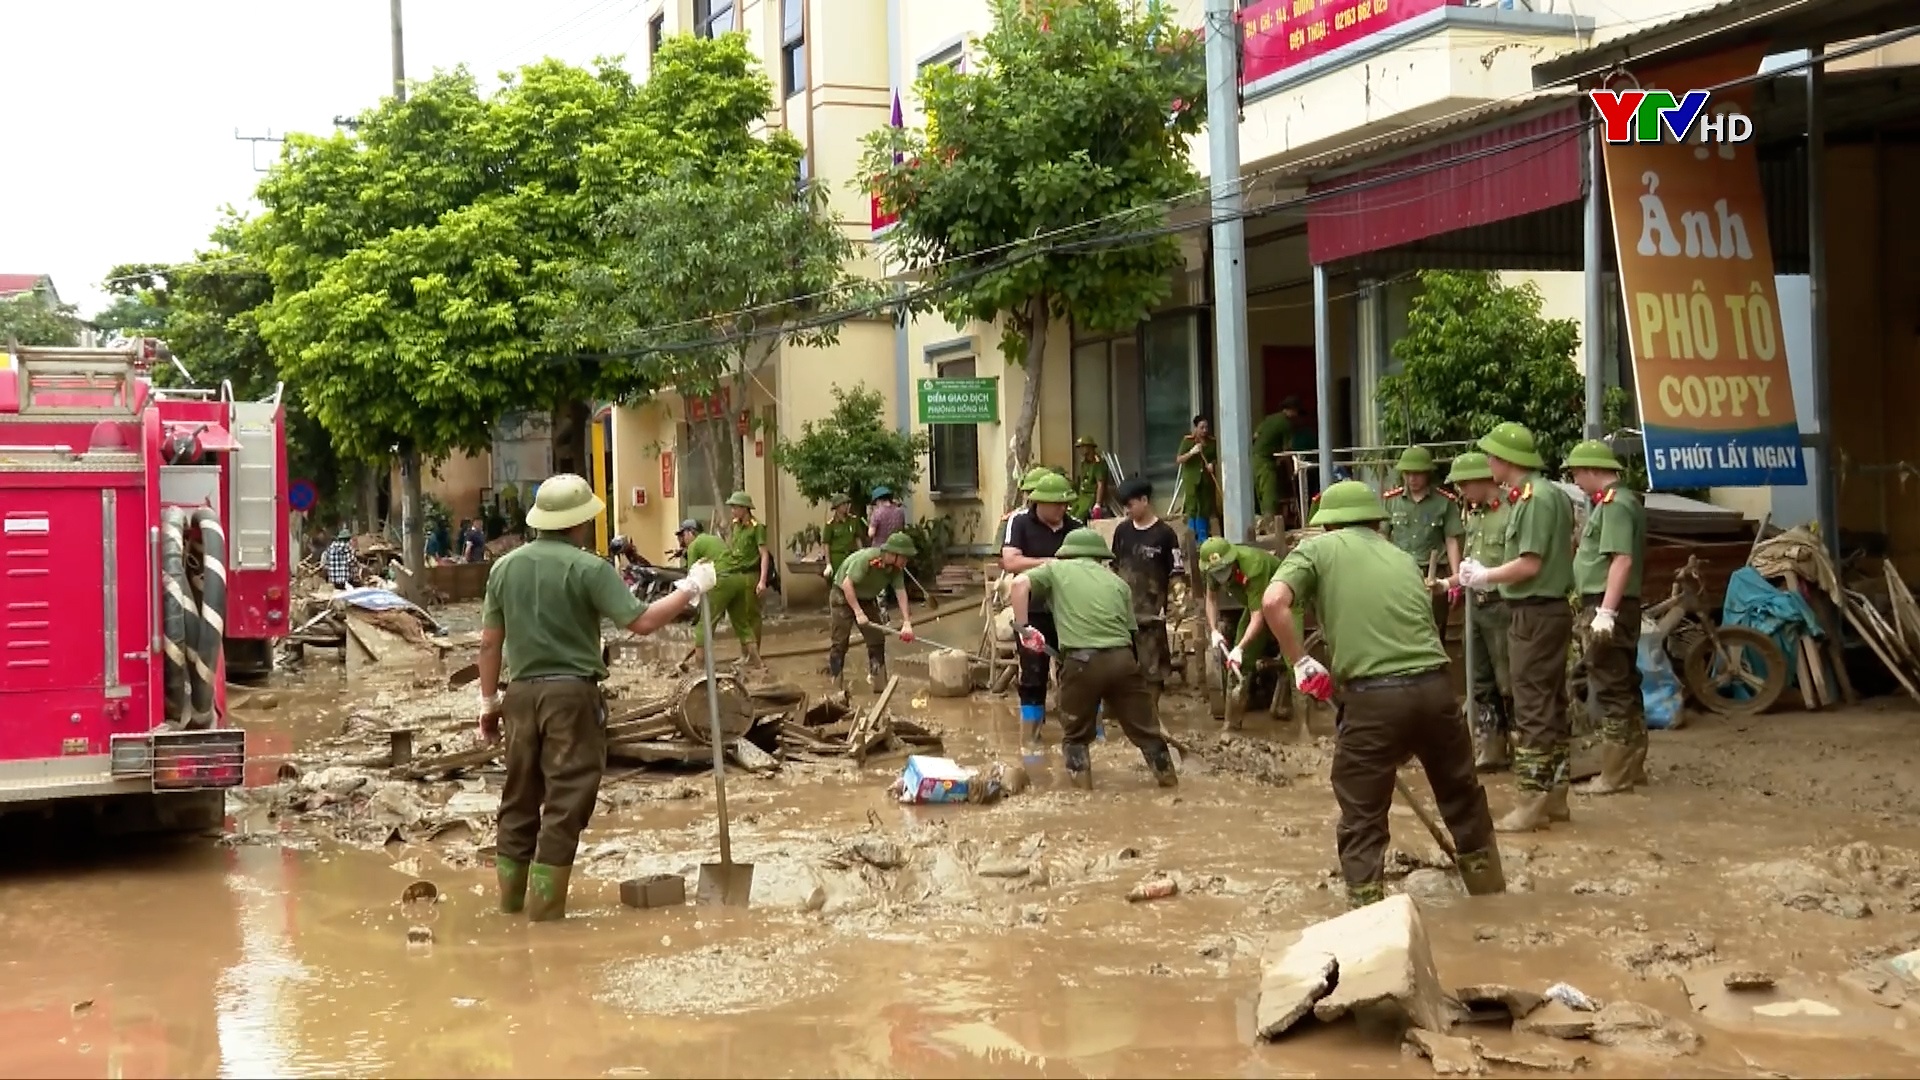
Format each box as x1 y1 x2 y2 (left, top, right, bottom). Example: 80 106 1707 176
224 639 275 684
95 791 226 838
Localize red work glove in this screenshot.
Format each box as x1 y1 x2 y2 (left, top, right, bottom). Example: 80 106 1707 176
1016 624 1048 654
1293 657 1335 703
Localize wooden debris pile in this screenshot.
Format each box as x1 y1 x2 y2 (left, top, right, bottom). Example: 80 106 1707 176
772 676 944 765
1754 527 1920 707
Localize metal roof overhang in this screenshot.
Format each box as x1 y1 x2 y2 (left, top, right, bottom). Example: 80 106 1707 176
1532 0 1920 88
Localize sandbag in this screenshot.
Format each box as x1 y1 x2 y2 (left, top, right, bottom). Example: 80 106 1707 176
927 648 974 698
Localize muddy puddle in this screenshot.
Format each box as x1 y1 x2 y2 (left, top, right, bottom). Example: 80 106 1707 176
8 612 1920 1077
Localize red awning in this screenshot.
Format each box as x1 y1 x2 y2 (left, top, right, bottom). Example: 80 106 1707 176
166 421 242 452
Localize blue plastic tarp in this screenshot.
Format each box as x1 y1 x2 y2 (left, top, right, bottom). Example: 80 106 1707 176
1640 627 1685 730
1720 566 1821 688
337 586 424 615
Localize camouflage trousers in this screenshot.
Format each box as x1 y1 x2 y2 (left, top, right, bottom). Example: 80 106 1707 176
1467 596 1514 743
1507 598 1574 793
1579 597 1648 748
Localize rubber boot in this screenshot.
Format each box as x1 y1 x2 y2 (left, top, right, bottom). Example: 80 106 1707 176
1142 744 1178 788
1495 790 1552 833
1546 784 1572 822
827 653 847 693
745 643 766 672
1627 742 1649 785
1346 880 1386 909
1455 848 1508 896
867 659 887 695
495 855 529 915
1019 704 1046 756
1473 731 1512 773
527 863 573 923
1062 742 1093 790
1576 742 1636 795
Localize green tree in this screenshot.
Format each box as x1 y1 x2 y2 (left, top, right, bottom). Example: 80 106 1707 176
1380 271 1629 472
559 34 861 516
94 262 174 338
772 384 930 517
861 0 1205 507
250 59 661 588
1 292 82 347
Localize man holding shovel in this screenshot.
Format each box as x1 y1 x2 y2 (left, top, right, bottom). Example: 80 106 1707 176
828 532 919 693
1445 452 1516 772
1001 473 1084 749
478 473 718 921
1563 439 1648 796
1247 479 1504 909
1200 536 1282 718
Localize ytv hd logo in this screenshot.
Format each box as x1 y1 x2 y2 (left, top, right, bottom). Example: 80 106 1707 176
1589 89 1755 145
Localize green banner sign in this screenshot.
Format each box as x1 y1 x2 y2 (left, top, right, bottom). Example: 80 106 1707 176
917 376 999 425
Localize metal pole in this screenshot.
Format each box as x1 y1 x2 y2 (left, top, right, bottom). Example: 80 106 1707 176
1582 120 1607 438
1204 0 1254 541
390 0 407 100
1312 263 1334 489
1807 45 1836 557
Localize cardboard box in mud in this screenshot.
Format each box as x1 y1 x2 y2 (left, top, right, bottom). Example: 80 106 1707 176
898 756 973 804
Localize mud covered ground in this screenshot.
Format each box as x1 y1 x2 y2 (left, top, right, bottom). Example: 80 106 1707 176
5 606 1920 1078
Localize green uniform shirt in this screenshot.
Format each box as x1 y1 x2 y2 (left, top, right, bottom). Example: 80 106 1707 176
1252 412 1293 456
1073 458 1110 517
481 536 646 681
832 545 906 600
1384 487 1463 568
1022 559 1137 650
719 519 767 577
1460 498 1513 592
823 516 865 571
1573 484 1645 599
1177 434 1218 516
1274 528 1450 682
1213 544 1283 608
1498 473 1576 602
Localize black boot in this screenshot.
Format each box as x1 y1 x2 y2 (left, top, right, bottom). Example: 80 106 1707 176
1062 742 1093 790
1141 743 1178 787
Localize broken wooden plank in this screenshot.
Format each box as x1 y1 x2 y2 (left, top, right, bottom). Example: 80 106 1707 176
390 743 500 780
604 715 679 742
1841 593 1920 704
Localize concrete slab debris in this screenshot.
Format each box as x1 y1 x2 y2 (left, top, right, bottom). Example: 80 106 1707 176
1587 1001 1702 1057
1475 1041 1589 1072
1254 894 1450 1041
1454 983 1546 1022
1514 1002 1596 1040
1402 1028 1483 1075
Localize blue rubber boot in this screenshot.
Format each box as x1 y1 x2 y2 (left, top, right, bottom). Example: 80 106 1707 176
1019 704 1045 763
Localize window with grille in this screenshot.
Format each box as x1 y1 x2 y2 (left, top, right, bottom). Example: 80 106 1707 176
929 357 981 495
781 0 807 98
694 0 735 38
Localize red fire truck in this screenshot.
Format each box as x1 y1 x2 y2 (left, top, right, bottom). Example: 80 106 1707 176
0 341 289 829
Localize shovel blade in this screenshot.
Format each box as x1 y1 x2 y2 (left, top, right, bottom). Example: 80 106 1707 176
696 862 755 907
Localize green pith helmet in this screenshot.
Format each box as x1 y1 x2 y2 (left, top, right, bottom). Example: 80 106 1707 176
1447 451 1494 484
1396 445 1436 474
1019 466 1053 493
1075 435 1098 448
881 532 918 557
525 472 604 530
686 534 724 562
831 492 851 508
1055 527 1113 560
1564 439 1625 472
1197 536 1236 579
1029 473 1074 504
336 526 351 540
726 491 754 509
1308 479 1389 527
1478 421 1545 470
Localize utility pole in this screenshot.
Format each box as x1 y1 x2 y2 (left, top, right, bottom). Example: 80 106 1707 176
391 0 407 100
1204 0 1254 541
386 0 427 600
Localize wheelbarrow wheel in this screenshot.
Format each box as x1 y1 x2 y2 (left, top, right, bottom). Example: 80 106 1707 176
1682 626 1788 717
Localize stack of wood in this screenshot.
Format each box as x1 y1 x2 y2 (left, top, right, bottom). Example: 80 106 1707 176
1755 527 1920 708
773 676 945 764
1841 563 1920 705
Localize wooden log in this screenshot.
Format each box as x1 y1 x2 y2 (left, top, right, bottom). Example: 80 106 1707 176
604 715 679 742
1796 636 1824 710
608 740 710 765
850 676 900 764
672 673 755 744
391 743 500 780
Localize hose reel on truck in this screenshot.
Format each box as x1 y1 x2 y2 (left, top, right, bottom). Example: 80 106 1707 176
160 505 228 729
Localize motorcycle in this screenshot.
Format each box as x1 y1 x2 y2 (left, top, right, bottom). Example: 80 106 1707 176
610 537 691 614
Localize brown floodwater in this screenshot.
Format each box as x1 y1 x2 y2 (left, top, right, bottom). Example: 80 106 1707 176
8 629 1920 1078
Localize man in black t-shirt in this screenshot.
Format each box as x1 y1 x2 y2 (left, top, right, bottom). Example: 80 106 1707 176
1110 478 1184 703
1001 473 1083 749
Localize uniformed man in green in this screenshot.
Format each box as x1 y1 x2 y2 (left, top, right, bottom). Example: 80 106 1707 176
1072 437 1110 519
478 474 717 920
1199 536 1283 712
1446 451 1516 772
829 532 919 692
1244 480 1503 908
1564 439 1648 795
999 466 1054 545
822 493 867 586
697 491 770 670
1383 445 1463 635
1176 416 1219 543
1251 398 1299 523
1009 528 1177 789
1456 422 1578 833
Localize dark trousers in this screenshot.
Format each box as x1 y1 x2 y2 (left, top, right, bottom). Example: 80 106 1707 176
1134 620 1172 687
498 677 606 867
828 592 885 675
1507 598 1574 793
1581 596 1646 747
1467 596 1514 740
1018 611 1059 709
1057 645 1168 757
1331 668 1495 888
1432 593 1453 643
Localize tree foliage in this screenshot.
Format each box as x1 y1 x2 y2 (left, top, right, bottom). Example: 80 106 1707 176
1380 271 1629 471
559 33 861 512
772 384 930 517
861 0 1205 505
1 291 81 347
94 262 174 338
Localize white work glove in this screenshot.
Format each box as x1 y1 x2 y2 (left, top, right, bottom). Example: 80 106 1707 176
1591 607 1617 639
1455 558 1488 589
1209 629 1229 654
478 689 505 743
1293 656 1334 702
675 559 718 597
1225 645 1245 675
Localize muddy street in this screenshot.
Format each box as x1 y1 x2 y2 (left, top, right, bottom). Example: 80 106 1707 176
7 612 1920 1078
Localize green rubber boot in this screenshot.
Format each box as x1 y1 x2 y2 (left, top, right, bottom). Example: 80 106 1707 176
496 855 529 915
1346 880 1387 909
1455 848 1508 896
527 862 573 923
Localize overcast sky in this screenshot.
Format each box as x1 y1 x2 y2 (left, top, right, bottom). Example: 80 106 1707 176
1 0 651 318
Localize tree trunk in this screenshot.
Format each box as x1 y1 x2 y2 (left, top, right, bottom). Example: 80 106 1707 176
358 464 381 534
1005 293 1048 511
700 419 728 531
398 449 426 603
